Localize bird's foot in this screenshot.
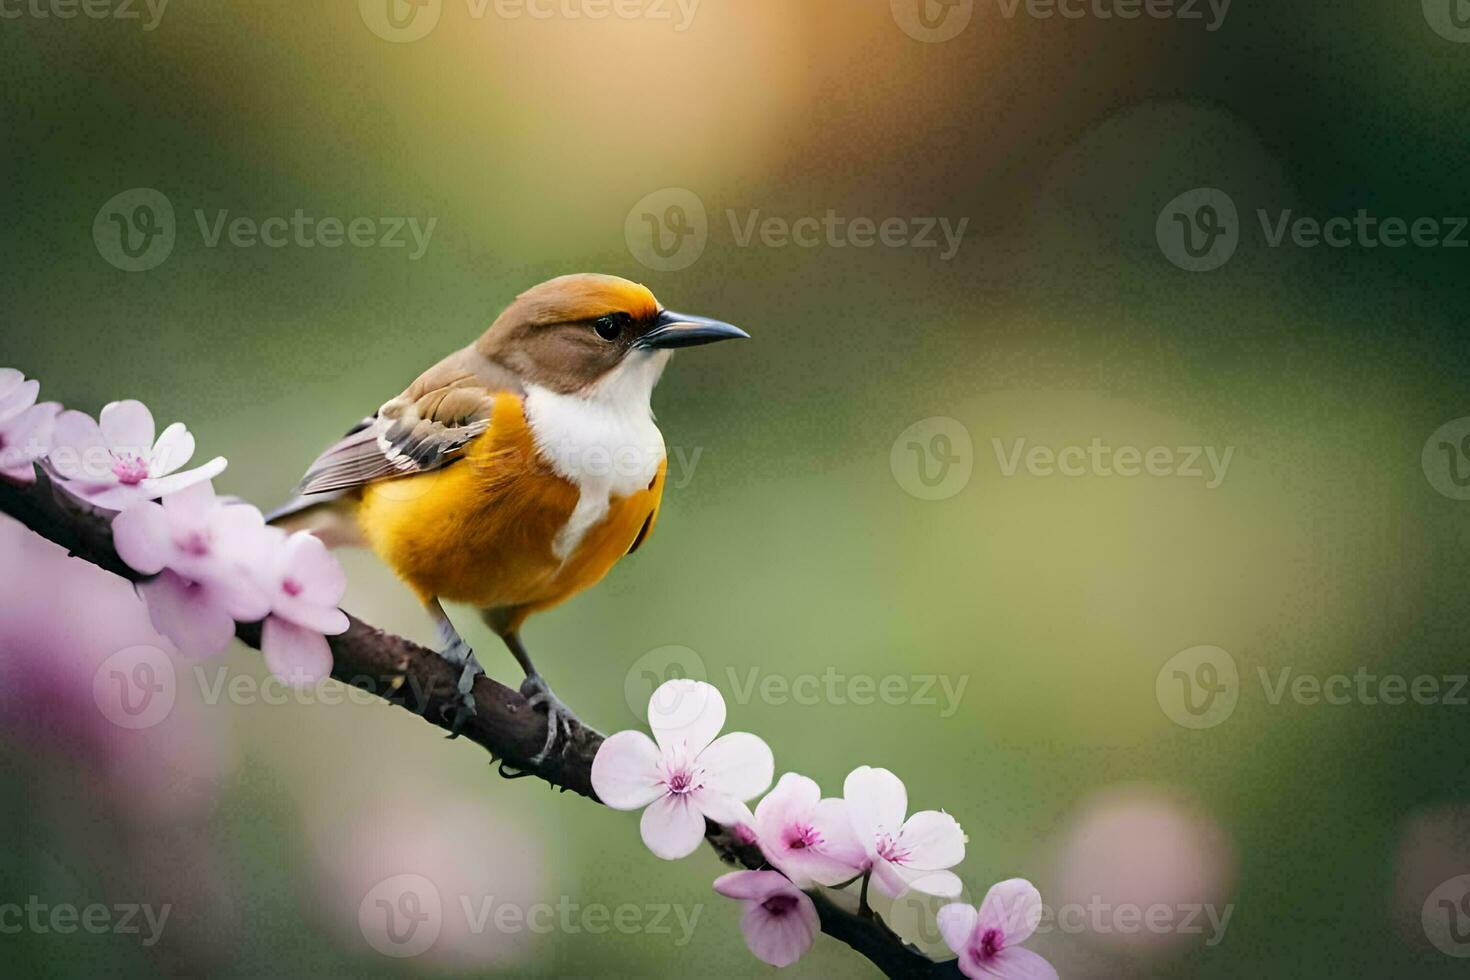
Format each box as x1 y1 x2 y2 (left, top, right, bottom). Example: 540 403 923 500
519 672 579 764
438 640 484 738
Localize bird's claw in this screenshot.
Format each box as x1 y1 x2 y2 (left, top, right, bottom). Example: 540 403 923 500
438 641 484 739
519 672 578 764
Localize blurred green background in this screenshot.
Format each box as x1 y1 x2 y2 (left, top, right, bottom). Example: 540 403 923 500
3 1 1470 977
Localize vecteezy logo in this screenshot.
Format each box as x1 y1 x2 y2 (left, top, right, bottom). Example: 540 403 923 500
1423 874 1470 957
1156 188 1240 272
624 645 708 723
891 0 974 43
625 187 708 272
1156 645 1239 729
890 417 974 500
359 0 442 43
1424 0 1470 43
359 873 442 958
93 644 177 730
92 188 176 272
1421 417 1470 500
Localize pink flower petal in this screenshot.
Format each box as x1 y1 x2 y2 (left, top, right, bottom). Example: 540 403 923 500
871 856 915 898
696 731 773 802
139 456 227 499
111 500 171 574
648 679 725 756
937 902 980 955
590 730 665 810
907 869 963 898
0 368 21 402
209 501 274 581
99 399 155 454
756 772 821 836
638 791 706 860
261 615 333 686
161 478 217 518
977 878 1044 946
269 532 349 631
899 809 966 870
212 570 272 623
138 570 236 658
0 402 60 481
148 422 195 477
755 775 866 887
48 410 109 482
282 530 347 602
0 377 38 422
809 797 869 872
691 787 754 827
713 869 786 901
957 949 989 980
83 482 153 512
981 946 1057 980
738 889 818 968
844 765 909 844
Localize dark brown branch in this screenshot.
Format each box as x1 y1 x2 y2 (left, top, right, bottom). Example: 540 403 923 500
0 470 955 979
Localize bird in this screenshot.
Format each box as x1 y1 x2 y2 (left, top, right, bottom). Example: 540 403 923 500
266 273 748 759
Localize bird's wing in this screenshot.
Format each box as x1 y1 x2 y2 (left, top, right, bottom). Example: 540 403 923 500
294 347 523 496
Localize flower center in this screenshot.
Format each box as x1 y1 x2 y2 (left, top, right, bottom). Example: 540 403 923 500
111 452 150 485
976 928 1003 961
282 577 303 597
785 823 820 850
875 831 910 865
665 766 702 795
761 894 798 917
176 530 212 557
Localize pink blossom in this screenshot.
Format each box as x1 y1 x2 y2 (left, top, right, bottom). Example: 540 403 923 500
591 679 774 860
253 528 350 686
713 870 818 968
0 368 59 483
112 482 271 657
49 400 225 510
843 765 966 898
755 772 867 888
0 368 39 420
937 880 1056 980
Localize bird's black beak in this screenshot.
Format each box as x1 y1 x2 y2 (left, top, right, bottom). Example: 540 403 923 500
636 310 750 350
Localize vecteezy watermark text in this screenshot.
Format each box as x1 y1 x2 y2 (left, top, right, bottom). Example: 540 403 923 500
890 0 1230 43
621 646 969 720
625 188 968 271
1157 187 1469 272
358 0 700 43
0 0 168 29
993 437 1234 488
725 666 969 718
93 188 437 272
358 875 701 958
0 898 170 946
992 0 1230 30
1157 645 1470 729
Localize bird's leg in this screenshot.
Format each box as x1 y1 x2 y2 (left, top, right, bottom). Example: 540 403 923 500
502 631 583 763
427 597 483 736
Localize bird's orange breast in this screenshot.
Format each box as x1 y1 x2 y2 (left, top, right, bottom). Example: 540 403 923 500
355 392 665 627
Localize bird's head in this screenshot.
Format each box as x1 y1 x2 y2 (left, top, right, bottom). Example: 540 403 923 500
476 273 748 396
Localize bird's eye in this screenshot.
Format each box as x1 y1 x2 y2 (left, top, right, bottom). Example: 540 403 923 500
594 313 629 341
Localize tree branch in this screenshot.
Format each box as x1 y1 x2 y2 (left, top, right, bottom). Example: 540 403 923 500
0 471 955 979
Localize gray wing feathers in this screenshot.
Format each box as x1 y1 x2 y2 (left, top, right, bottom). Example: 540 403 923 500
291 349 512 497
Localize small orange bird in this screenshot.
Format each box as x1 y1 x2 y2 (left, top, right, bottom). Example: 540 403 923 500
267 274 748 756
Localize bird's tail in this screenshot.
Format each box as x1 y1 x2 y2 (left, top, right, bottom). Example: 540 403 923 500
264 491 365 548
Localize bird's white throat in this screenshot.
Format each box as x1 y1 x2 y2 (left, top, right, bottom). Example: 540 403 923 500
524 349 670 560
